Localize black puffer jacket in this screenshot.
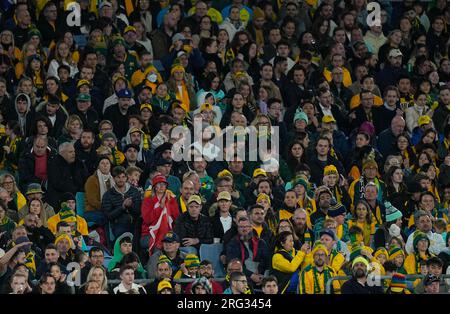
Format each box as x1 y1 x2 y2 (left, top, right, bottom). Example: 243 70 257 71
102 184 142 225
173 212 214 250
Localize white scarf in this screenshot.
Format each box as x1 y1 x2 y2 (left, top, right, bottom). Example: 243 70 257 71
97 170 114 200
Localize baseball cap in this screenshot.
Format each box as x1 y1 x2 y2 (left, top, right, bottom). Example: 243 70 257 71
424 274 440 286
77 93 91 102
418 115 431 126
140 103 153 112
253 168 267 178
99 1 112 9
217 191 232 201
319 228 336 241
157 280 172 293
123 143 140 153
172 33 185 44
123 26 137 34
322 115 336 123
188 195 202 205
77 79 90 88
116 88 133 99
162 231 181 243
388 49 403 58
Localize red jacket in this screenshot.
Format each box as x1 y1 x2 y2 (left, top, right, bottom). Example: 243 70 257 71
141 194 180 252
184 279 224 294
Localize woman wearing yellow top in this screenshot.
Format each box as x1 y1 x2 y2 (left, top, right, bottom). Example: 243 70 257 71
167 62 196 112
42 76 69 105
293 176 317 215
395 133 416 169
0 30 21 65
404 232 434 277
23 54 46 98
15 42 38 80
62 31 80 65
348 200 375 247
271 231 309 294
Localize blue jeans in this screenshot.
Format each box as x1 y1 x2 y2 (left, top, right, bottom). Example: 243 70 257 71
83 211 107 226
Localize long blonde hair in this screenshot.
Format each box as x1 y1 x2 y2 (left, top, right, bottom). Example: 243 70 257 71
87 266 108 292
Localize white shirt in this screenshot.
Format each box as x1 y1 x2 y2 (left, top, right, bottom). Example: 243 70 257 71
220 215 232 234
113 282 146 294
319 103 334 118
405 230 446 256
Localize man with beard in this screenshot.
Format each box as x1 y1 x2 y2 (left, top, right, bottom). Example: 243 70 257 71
22 213 55 252
298 241 340 294
75 129 98 179
341 256 384 294
310 186 334 226
225 217 270 289
292 208 314 245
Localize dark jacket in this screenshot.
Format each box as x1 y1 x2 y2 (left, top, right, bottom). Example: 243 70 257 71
225 234 271 279
307 153 345 186
341 277 384 294
315 103 348 135
375 65 408 94
102 184 142 225
18 146 58 192
103 104 140 139
74 139 99 180
69 106 100 134
47 155 85 209
173 212 214 250
36 109 67 139
376 128 397 160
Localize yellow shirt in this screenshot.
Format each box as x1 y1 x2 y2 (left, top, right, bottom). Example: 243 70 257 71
298 265 340 294
323 67 352 87
253 225 263 238
350 94 384 110
47 214 88 236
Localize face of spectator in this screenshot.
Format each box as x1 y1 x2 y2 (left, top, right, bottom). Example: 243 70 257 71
391 118 405 136
45 249 59 263
313 249 327 267
417 214 432 233
157 262 172 280
318 192 331 208
316 139 329 157
188 202 202 219
57 238 70 254
425 281 440 293
40 276 56 294
364 185 378 201
364 165 377 180
232 275 248 293
250 207 265 225
120 269 135 285
60 144 76 163
199 263 213 278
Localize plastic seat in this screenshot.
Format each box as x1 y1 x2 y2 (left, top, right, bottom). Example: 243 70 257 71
199 243 226 278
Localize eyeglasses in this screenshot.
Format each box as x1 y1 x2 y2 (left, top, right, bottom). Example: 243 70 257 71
2 181 13 185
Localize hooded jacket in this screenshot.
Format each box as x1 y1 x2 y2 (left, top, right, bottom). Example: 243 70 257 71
121 128 152 164
12 93 34 136
107 232 147 276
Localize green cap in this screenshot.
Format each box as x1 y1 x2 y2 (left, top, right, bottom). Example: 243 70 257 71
77 93 91 102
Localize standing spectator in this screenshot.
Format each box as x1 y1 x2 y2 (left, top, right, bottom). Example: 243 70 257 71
102 166 142 238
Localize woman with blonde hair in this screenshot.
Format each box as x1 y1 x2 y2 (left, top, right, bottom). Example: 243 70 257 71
58 115 83 145
86 265 109 293
15 42 38 79
0 30 21 65
0 173 26 212
19 198 48 227
46 41 78 79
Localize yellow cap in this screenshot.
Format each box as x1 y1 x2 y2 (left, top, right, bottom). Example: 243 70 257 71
200 103 213 112
256 193 271 205
217 191 232 201
322 115 336 123
253 168 267 178
324 165 338 176
124 26 137 34
218 169 233 178
157 280 172 293
140 103 153 112
188 195 202 205
77 79 90 88
418 115 431 126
